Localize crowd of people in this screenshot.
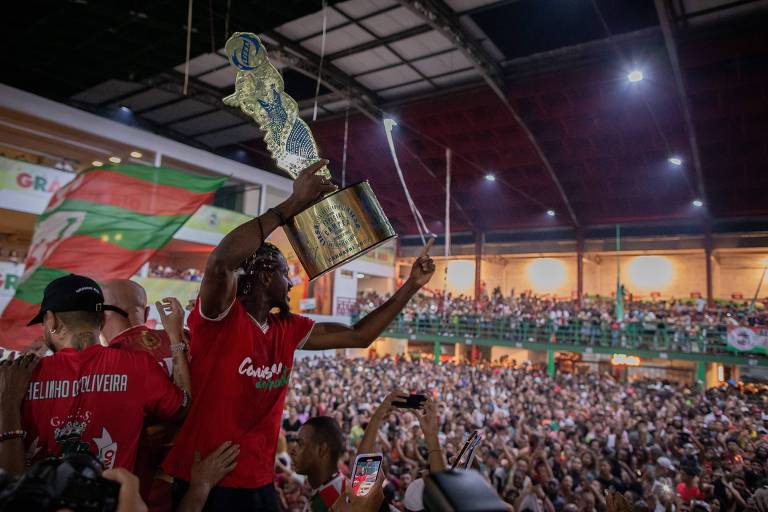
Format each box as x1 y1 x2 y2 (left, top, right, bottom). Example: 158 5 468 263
149 265 204 282
1 162 767 512
353 289 768 353
278 355 768 511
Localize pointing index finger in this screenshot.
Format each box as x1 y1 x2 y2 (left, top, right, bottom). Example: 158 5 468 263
419 236 435 258
299 159 329 177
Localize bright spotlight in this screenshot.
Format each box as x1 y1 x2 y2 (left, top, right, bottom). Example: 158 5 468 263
356 273 365 279
692 199 703 208
108 156 122 164
130 150 143 159
119 106 131 112
91 160 104 167
546 209 556 217
527 258 566 292
627 256 673 290
627 70 644 82
668 156 683 166
484 173 496 182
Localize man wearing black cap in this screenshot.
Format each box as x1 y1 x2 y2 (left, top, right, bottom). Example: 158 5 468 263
0 274 188 475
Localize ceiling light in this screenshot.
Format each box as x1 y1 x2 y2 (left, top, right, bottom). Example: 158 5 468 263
356 273 365 279
668 156 683 166
692 199 703 208
91 160 103 167
546 209 556 217
130 151 143 158
119 106 131 112
108 156 122 163
484 173 496 182
627 70 644 82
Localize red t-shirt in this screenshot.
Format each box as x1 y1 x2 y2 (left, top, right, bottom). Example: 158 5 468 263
109 325 178 510
109 325 173 378
676 482 703 502
22 344 183 471
163 299 314 488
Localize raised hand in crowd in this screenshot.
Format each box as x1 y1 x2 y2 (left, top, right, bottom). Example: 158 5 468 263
177 441 240 512
102 467 149 512
0 353 39 474
417 397 446 473
155 296 192 402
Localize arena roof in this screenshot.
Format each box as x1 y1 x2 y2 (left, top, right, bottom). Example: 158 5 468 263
2 0 767 236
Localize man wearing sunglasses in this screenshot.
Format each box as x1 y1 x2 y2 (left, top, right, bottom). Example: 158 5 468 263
0 274 188 476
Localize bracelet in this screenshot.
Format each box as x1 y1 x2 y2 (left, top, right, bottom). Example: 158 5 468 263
0 430 26 442
170 343 187 354
268 207 287 226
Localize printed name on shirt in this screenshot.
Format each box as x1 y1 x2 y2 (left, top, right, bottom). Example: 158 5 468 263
26 374 129 400
238 358 292 390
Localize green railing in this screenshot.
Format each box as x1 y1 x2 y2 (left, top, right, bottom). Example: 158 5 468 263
370 314 759 358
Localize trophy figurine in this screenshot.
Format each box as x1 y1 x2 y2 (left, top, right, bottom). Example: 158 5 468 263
223 32 397 280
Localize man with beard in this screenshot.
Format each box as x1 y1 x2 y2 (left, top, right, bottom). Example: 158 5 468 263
0 275 187 475
163 160 436 511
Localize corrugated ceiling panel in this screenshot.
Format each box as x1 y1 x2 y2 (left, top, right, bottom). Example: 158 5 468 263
323 99 351 112
431 68 481 87
198 66 236 88
277 8 347 40
302 24 376 55
360 7 424 37
142 99 213 124
355 64 422 90
169 110 245 135
333 46 401 75
411 50 473 77
109 88 178 111
335 0 397 18
196 124 258 147
445 0 500 12
378 80 434 99
389 31 454 60
71 80 144 105
173 52 228 76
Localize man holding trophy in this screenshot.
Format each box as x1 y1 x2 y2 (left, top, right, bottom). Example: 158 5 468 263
162 33 436 511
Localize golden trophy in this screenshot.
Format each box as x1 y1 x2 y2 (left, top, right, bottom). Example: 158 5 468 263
223 33 396 280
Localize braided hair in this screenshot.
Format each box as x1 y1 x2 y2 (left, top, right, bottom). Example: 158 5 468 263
236 242 284 298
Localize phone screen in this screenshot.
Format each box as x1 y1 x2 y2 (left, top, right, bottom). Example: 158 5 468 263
352 455 382 497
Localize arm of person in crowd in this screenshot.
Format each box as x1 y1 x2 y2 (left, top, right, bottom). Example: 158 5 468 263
418 398 447 473
177 441 240 512
199 160 335 318
589 480 607 510
331 465 386 512
536 449 554 481
0 353 38 475
358 390 408 455
156 297 192 404
304 241 435 350
102 468 148 512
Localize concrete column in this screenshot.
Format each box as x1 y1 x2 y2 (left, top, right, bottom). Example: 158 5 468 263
474 232 484 300
705 227 714 307
577 229 584 300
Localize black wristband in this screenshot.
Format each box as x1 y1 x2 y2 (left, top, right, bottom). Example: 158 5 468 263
269 207 287 226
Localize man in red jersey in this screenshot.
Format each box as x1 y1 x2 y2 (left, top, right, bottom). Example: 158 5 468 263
102 279 191 394
102 279 193 511
0 274 188 475
164 160 435 511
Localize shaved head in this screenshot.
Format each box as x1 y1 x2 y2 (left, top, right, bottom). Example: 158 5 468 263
101 279 149 342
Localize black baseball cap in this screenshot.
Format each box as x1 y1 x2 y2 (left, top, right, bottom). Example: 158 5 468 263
27 274 128 326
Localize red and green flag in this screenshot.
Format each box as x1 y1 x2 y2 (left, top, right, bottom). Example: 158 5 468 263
0 164 225 349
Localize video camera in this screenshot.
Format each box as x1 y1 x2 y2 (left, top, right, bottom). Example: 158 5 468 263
0 453 119 512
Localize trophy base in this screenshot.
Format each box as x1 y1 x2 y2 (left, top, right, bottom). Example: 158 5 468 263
284 181 397 281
